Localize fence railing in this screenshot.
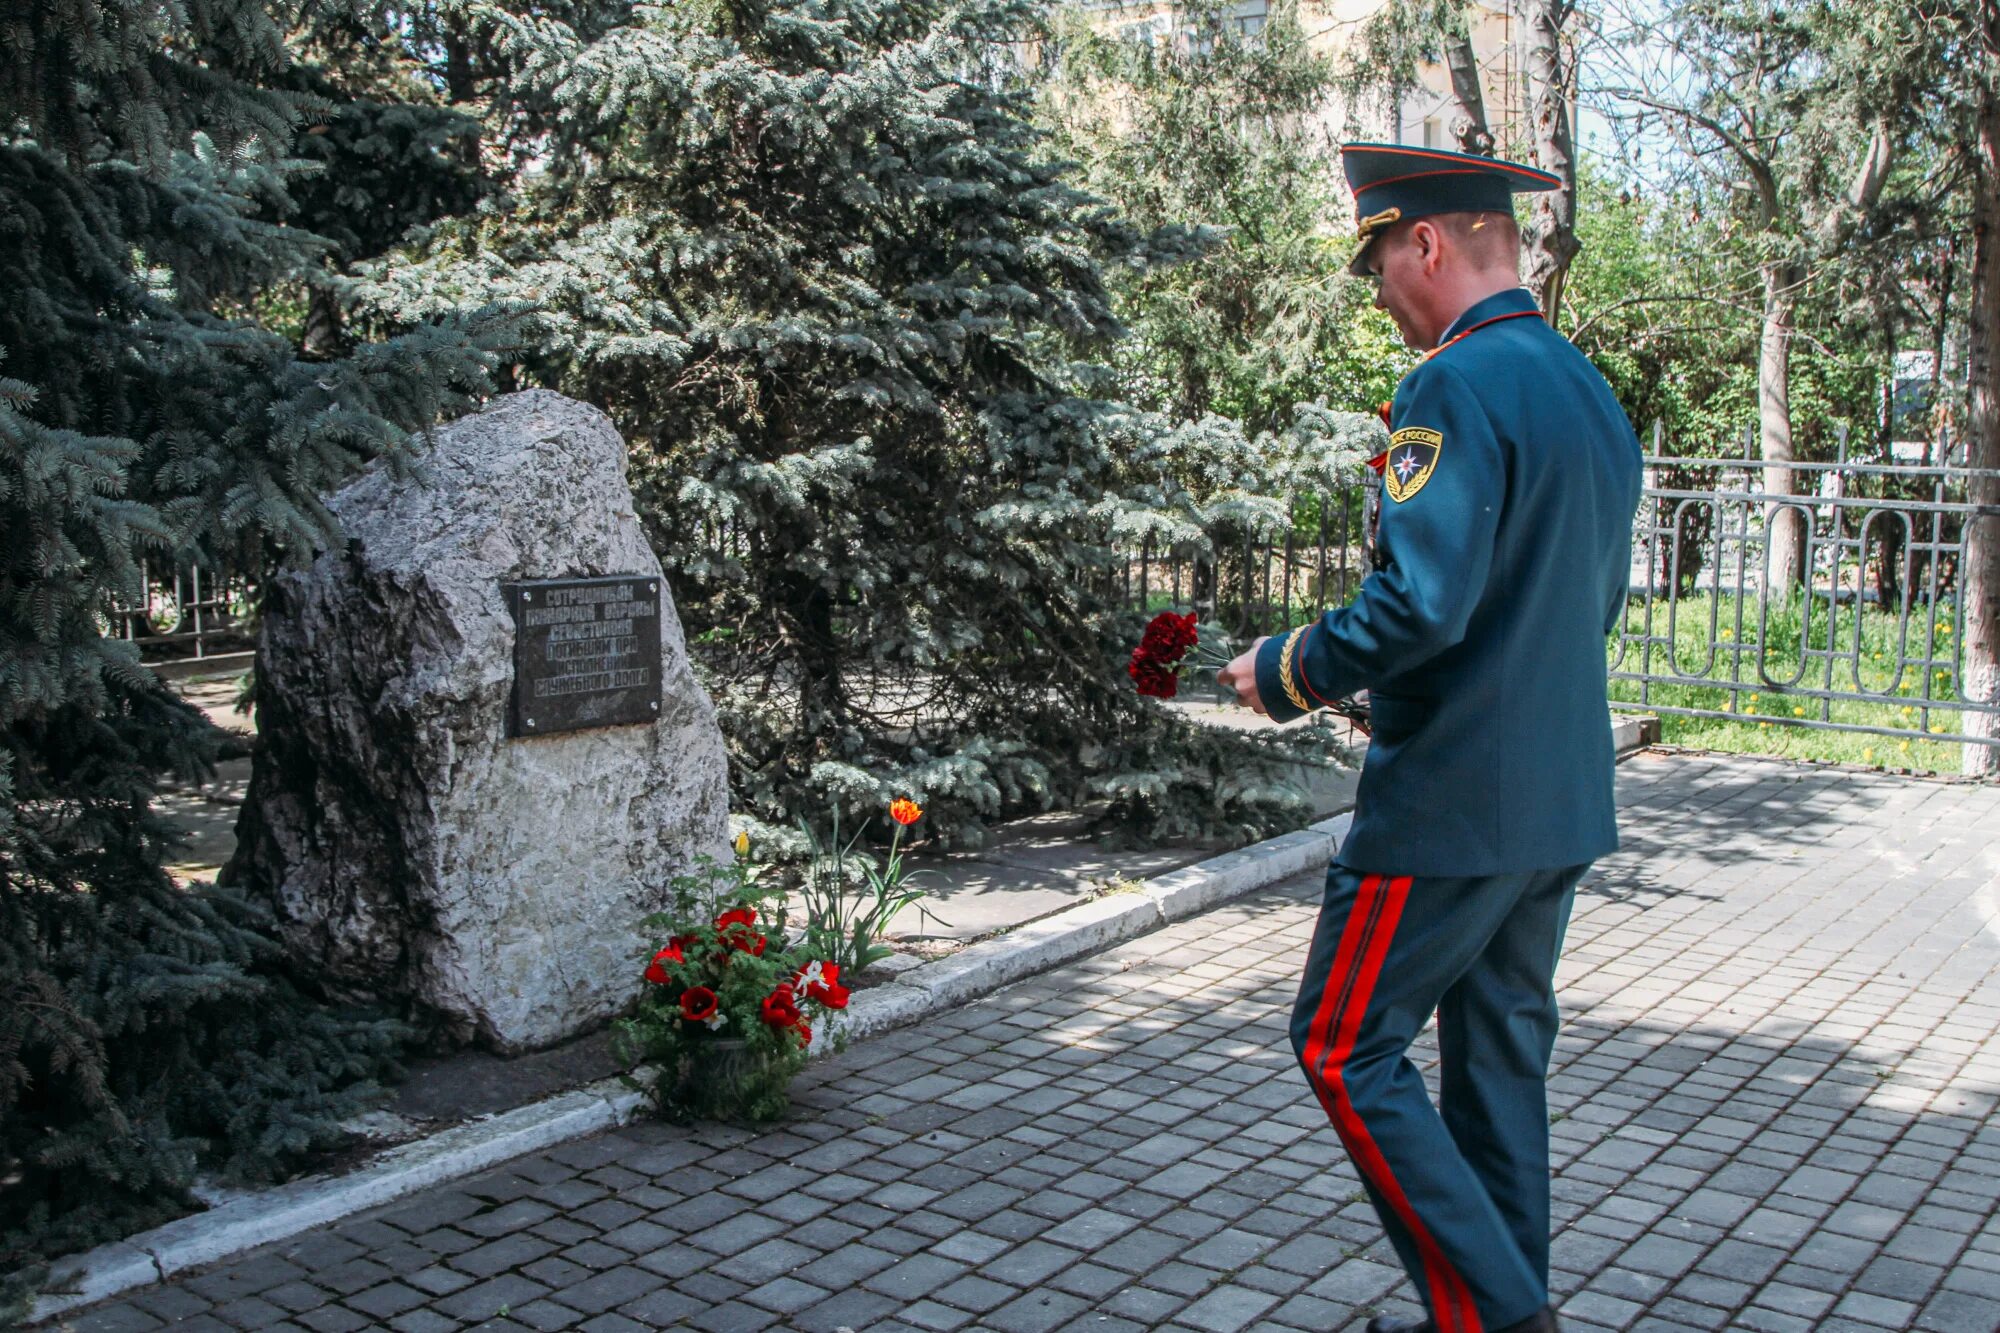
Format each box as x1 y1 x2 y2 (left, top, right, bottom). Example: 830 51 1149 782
1614 428 2000 749
117 563 256 678
1119 427 2000 750
1114 479 1379 642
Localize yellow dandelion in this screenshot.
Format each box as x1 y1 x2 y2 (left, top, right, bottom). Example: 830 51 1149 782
1901 706 1913 716
1759 722 1771 729
1720 628 1734 641
1900 740 1912 752
1863 748 1875 762
1793 707 1806 717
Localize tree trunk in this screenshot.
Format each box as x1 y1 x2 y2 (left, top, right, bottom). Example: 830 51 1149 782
1760 260 1808 594
302 280 345 360
443 30 477 105
1444 31 1494 156
1522 0 1579 322
1963 64 2000 776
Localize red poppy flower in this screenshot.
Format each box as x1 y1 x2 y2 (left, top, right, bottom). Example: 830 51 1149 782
889 798 922 826
679 986 719 1023
793 1020 812 1046
643 943 683 985
760 983 803 1029
714 907 767 956
795 962 850 1010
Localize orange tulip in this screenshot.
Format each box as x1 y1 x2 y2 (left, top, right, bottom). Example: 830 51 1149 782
889 798 922 826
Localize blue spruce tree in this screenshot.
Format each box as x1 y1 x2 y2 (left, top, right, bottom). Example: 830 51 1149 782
0 0 508 1298
369 0 1353 850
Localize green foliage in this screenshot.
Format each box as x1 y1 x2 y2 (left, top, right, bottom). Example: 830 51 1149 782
612 856 836 1123
792 813 935 974
1038 0 1413 429
1610 591 1966 770
1562 160 1890 457
0 0 507 1287
361 0 1356 851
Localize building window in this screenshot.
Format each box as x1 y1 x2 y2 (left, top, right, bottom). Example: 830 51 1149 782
1422 117 1439 148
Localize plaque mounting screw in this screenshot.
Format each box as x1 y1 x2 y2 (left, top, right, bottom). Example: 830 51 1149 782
650 701 658 710
526 718 536 728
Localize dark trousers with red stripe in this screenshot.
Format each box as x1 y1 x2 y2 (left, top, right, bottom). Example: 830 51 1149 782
1291 863 1586 1333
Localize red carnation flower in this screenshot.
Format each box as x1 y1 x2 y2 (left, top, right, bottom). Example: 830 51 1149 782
679 986 719 1023
1138 611 1198 664
643 942 683 985
1129 653 1180 699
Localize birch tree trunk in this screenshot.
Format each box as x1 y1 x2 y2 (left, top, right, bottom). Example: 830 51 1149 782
1444 31 1494 156
1523 0 1579 322
1760 260 1808 594
1963 52 2000 777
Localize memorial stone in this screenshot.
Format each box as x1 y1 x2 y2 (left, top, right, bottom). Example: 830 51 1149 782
229 391 730 1052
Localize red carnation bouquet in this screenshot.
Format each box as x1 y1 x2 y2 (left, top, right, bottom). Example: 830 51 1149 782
1129 609 1372 733
1127 610 1233 700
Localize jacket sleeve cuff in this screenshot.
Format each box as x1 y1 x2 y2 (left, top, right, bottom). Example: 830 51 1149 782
1255 629 1312 725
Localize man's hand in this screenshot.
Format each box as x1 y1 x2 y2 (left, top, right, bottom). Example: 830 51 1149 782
1216 636 1270 715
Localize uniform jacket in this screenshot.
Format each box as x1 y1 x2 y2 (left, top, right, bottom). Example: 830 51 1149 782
1254 287 1642 877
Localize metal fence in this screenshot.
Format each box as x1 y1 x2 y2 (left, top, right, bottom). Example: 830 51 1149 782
1115 480 1379 641
1614 427 2000 749
117 563 256 678
1118 426 2000 750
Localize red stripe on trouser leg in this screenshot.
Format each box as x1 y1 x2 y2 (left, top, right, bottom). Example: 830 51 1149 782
1296 877 1467 1328
1315 876 1484 1333
1296 875 1383 1130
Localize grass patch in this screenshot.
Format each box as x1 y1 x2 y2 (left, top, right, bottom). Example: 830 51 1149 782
1610 591 1969 771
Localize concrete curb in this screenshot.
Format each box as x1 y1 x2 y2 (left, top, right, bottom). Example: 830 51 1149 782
830 810 1353 1048
33 714 1655 1323
28 811 1351 1325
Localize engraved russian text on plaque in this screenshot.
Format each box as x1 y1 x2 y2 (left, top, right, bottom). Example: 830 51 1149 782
505 576 663 737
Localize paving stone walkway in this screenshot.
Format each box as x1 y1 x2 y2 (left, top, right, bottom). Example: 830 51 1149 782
53 752 2000 1333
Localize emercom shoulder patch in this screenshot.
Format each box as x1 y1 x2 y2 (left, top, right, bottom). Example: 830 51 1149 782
1384 427 1442 503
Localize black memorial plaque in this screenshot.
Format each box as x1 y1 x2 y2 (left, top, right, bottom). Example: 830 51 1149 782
505 575 663 737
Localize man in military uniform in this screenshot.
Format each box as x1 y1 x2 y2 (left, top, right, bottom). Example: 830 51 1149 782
1216 144 1642 1333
